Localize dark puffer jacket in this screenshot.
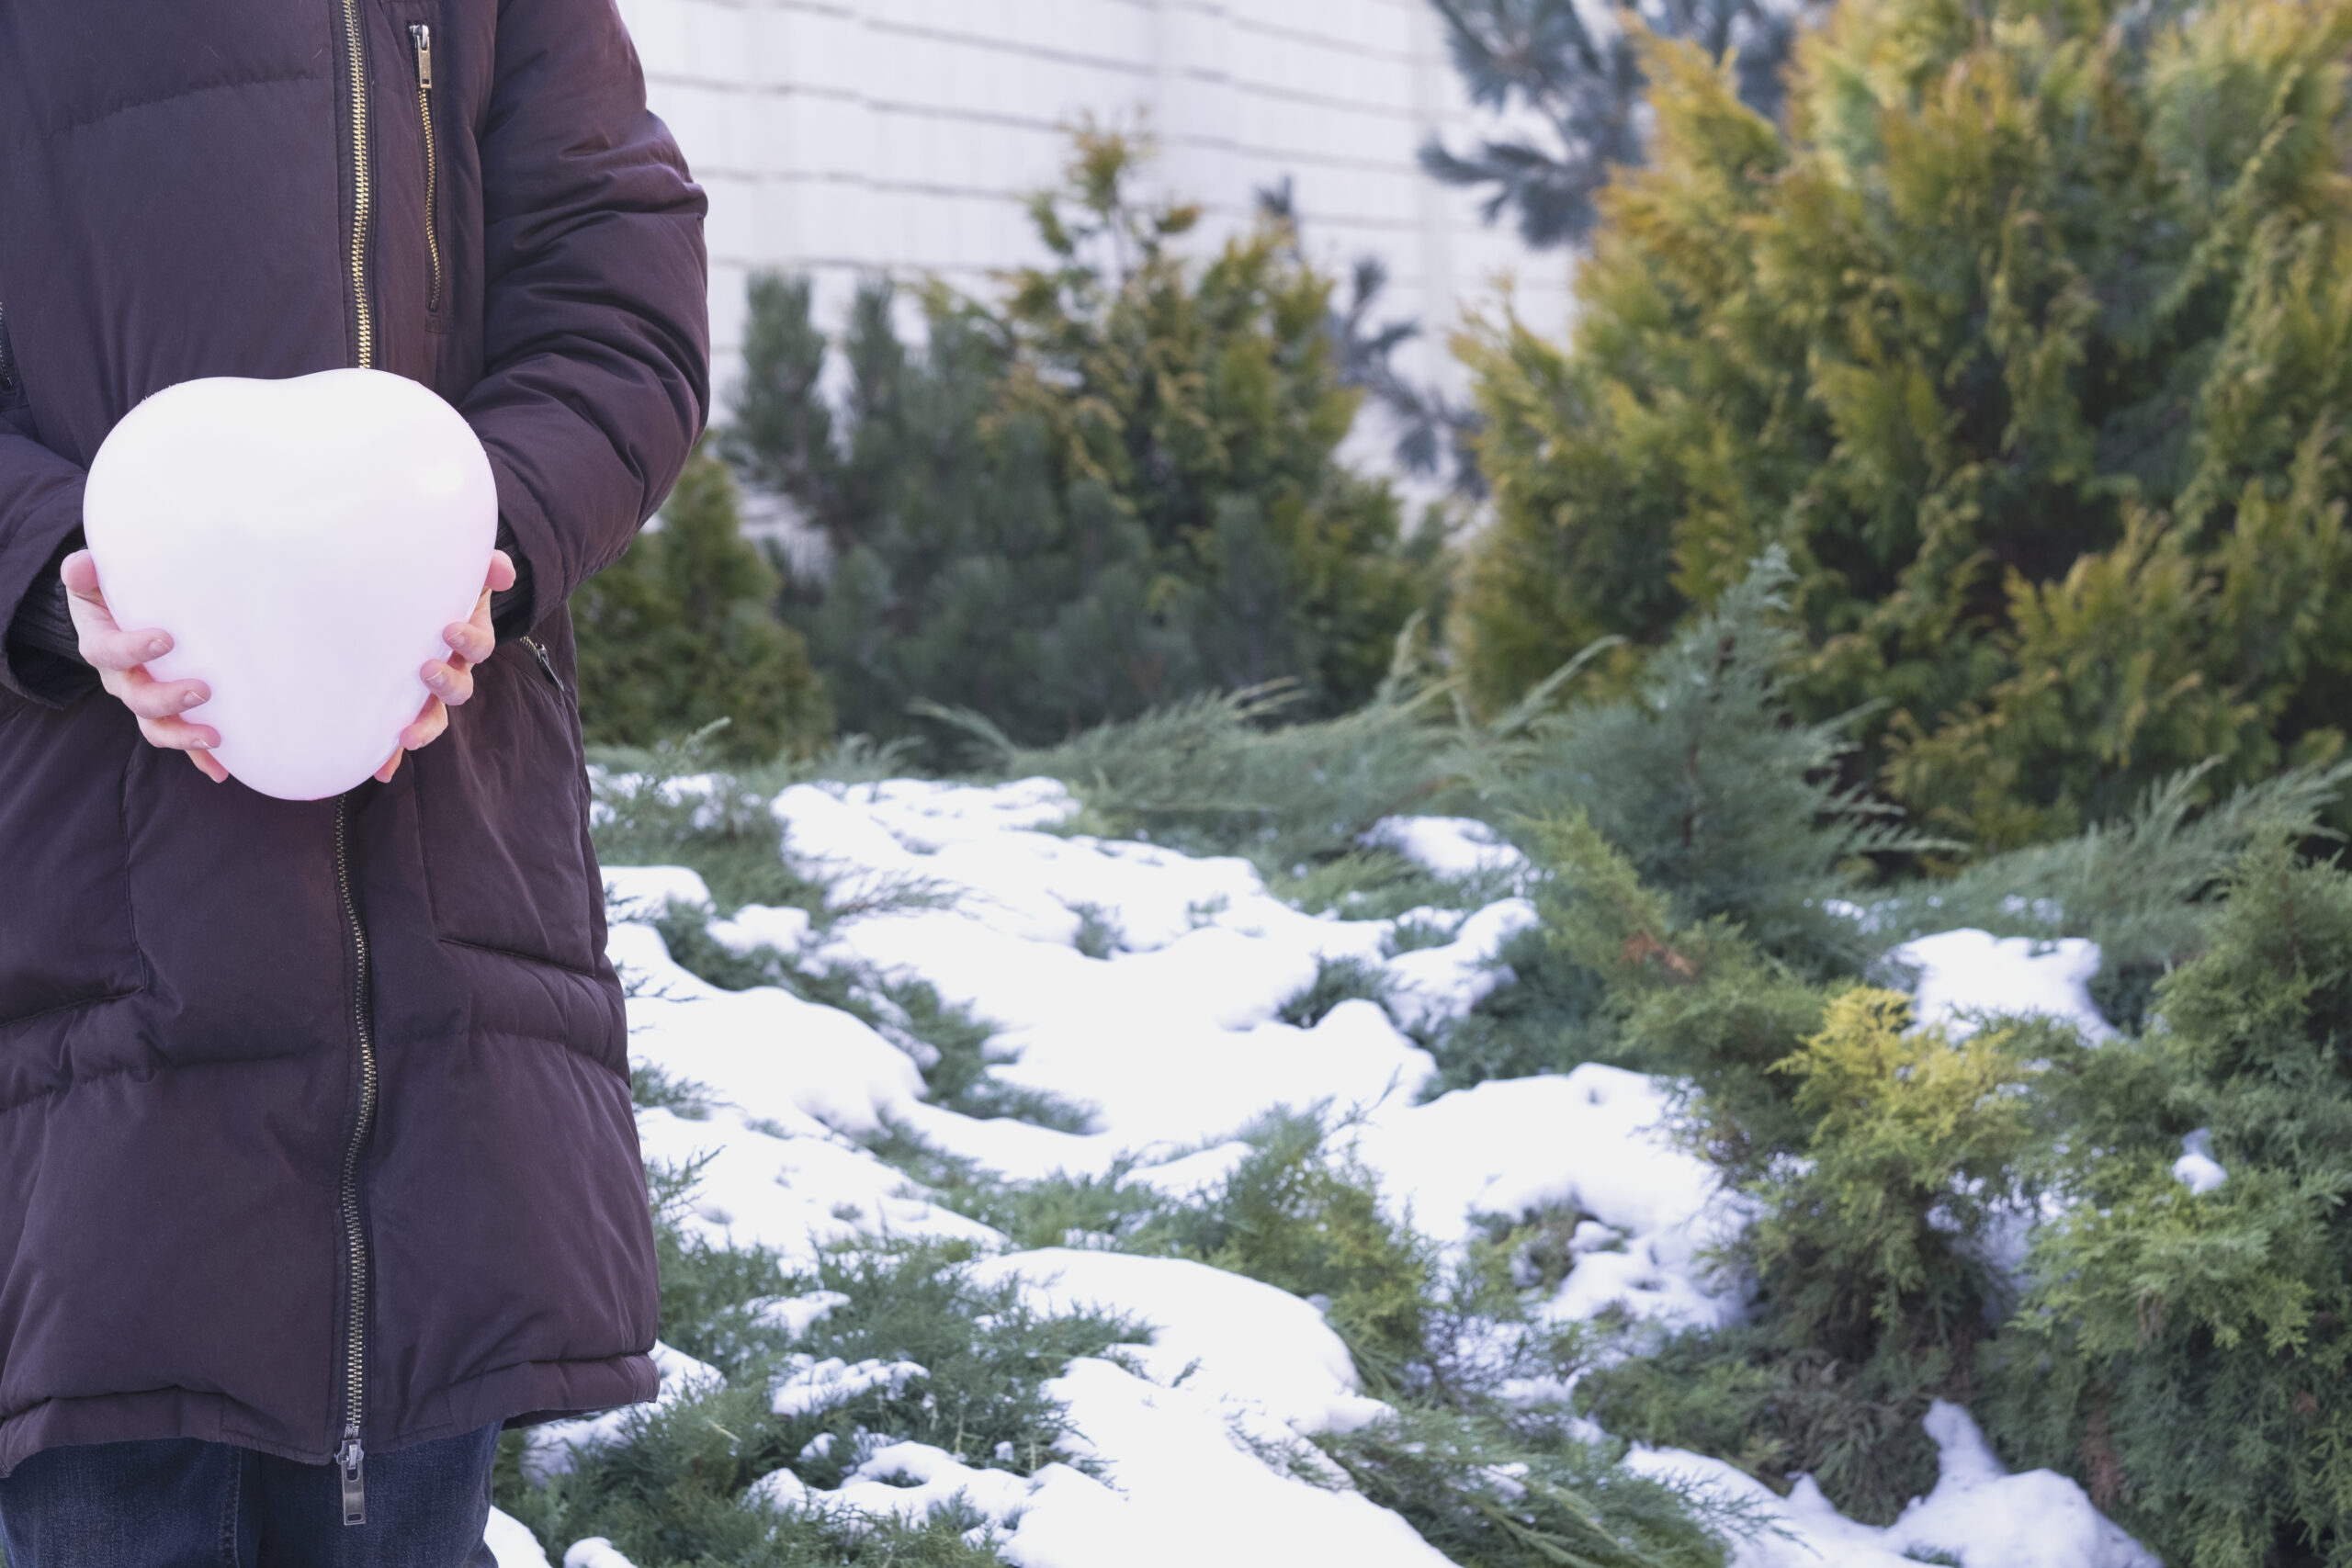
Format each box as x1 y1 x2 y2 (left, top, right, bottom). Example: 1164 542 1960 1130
0 0 706 1490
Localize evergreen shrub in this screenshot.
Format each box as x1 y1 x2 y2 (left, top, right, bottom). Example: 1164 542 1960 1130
1489 551 1928 977
1986 841 2352 1566
1576 988 2060 1524
572 446 832 765
910 1107 1441 1395
936 670 1464 872
1457 0 2352 848
497 1186 1138 1565
729 129 1438 756
1531 809 1837 1170
1320 1401 1734 1568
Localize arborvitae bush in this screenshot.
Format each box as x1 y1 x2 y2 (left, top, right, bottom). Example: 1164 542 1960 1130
729 129 1436 757
1577 987 2059 1524
1986 841 2352 1566
1754 990 2041 1370
572 445 832 764
1459 0 2352 849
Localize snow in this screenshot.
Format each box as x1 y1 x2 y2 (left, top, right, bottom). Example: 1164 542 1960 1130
751 1289 852 1338
522 1340 724 1483
1891 929 2115 1042
487 1509 553 1568
709 901 814 957
560 1542 638 1568
1381 898 1541 1032
763 1439 1038 1527
601 863 714 923
1628 1401 2156 1568
770 1353 931 1417
1349 1066 1745 1330
969 1250 1396 1441
1361 816 1530 881
538 778 2148 1568
739 1251 1431 1566
2175 1127 2228 1193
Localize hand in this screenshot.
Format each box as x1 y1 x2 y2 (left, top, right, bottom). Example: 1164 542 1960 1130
375 549 517 784
61 548 228 783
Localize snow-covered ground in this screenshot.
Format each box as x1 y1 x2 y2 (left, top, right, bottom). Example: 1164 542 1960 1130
493 777 2154 1568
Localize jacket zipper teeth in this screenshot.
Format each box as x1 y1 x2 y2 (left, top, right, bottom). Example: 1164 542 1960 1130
0 301 17 396
342 0 375 368
411 24 442 314
332 0 377 1522
333 798 377 1526
521 636 566 692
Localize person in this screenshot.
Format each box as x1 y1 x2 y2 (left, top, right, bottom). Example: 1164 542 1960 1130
0 1 707 1562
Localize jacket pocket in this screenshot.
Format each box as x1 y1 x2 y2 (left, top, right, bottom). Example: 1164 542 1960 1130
407 22 445 318
0 705 143 1028
413 640 599 974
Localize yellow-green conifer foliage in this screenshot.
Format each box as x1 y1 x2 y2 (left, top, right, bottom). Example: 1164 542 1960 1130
1457 0 2352 847
1990 840 2352 1563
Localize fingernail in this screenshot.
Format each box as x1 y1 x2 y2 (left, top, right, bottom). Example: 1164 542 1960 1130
146 637 170 658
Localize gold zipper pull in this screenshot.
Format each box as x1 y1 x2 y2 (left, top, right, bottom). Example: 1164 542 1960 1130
410 22 432 89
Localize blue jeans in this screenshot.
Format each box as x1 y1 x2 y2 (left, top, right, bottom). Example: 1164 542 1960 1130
0 1426 501 1568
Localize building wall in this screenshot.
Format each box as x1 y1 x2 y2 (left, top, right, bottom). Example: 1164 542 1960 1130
612 0 1570 414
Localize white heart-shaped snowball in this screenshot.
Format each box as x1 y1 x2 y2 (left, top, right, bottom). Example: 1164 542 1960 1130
84 369 499 800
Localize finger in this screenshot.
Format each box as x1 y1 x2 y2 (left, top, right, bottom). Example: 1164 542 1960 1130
422 657 475 708
374 748 403 784
113 672 212 721
399 695 449 753
440 618 493 667
187 750 230 784
82 624 182 674
59 550 108 608
136 714 221 752
485 548 517 595
60 554 131 644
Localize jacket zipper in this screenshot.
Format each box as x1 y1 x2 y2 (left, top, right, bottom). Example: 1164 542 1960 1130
341 0 376 369
410 24 443 314
520 636 566 693
0 302 18 399
331 799 379 1527
333 0 378 1524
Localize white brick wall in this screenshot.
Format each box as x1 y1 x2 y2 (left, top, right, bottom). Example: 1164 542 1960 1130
614 0 1574 417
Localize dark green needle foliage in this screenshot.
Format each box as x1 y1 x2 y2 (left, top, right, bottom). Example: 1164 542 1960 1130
499 1181 1139 1567
1320 1400 1733 1568
1488 551 1931 979
571 444 833 765
729 128 1433 760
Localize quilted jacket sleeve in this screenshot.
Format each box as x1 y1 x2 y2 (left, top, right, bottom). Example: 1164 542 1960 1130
0 434 95 705
458 0 709 637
